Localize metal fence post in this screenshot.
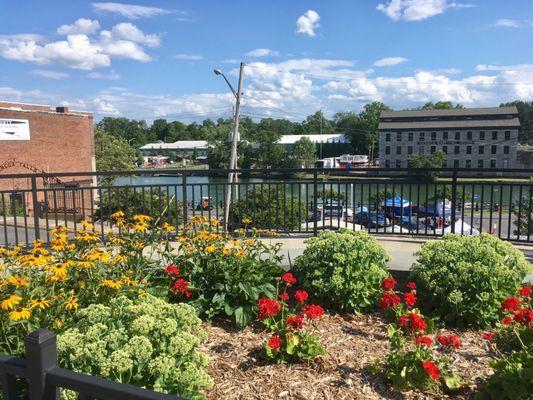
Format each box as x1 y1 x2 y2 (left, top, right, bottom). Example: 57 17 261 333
25 328 59 400
313 170 318 237
450 169 457 234
31 176 41 240
182 174 188 227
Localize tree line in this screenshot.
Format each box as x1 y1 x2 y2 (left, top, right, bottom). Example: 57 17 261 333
94 100 533 171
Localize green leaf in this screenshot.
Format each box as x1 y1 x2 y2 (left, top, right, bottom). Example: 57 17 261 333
286 335 300 355
443 372 463 390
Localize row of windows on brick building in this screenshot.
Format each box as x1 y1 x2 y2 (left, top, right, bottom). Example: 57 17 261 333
384 144 510 155
384 130 512 142
383 159 508 168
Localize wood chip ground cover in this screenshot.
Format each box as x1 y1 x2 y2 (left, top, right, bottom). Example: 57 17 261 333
201 313 495 399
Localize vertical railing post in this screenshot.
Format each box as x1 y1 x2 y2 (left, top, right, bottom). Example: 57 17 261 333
31 176 41 241
182 173 188 228
25 328 59 400
450 169 457 234
313 170 318 237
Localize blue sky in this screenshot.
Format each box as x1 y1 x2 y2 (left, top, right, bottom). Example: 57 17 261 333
1 0 532 122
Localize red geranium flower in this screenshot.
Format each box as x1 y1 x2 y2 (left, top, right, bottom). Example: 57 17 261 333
404 292 417 307
279 293 289 301
381 277 396 290
501 296 521 313
294 290 309 304
502 316 512 325
482 332 493 341
407 281 416 291
437 333 461 349
397 314 409 327
303 304 324 320
408 313 427 332
258 298 281 320
414 336 432 347
513 308 533 325
380 291 401 310
281 272 297 286
171 278 191 298
267 336 281 349
518 285 532 298
422 360 440 381
164 265 180 276
286 315 304 330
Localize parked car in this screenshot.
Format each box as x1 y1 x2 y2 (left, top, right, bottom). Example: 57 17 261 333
399 215 429 232
354 211 389 228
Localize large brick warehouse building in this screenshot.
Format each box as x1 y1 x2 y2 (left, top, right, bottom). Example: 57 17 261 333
0 101 95 216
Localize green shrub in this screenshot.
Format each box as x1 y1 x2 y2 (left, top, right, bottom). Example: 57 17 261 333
476 348 533 400
164 217 284 329
230 185 306 231
410 234 532 328
293 230 390 312
57 294 212 400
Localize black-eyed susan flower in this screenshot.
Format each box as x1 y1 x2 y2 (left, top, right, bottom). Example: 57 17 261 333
29 298 51 310
101 279 123 290
1 295 22 310
64 297 79 310
9 308 31 321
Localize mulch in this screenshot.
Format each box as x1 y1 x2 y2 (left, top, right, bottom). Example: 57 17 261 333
200 313 495 400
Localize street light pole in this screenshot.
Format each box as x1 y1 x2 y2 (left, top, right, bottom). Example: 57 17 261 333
215 62 245 232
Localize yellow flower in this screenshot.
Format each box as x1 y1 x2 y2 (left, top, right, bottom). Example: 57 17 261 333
245 239 254 247
1 295 22 310
134 241 144 248
45 264 68 278
101 279 122 290
133 214 152 223
64 297 79 310
242 218 252 224
178 236 187 243
110 210 125 219
29 298 51 310
46 274 66 283
223 247 232 255
55 319 63 329
7 276 29 288
9 308 31 321
110 236 125 245
113 253 128 263
122 276 137 286
80 220 94 230
132 223 149 233
205 245 216 253
51 243 66 252
139 289 147 296
236 249 247 259
76 260 95 268
162 222 175 232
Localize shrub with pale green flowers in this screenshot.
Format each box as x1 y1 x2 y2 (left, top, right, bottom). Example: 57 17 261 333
57 294 212 400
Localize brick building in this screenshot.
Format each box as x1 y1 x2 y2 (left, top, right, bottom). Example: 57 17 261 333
0 101 95 216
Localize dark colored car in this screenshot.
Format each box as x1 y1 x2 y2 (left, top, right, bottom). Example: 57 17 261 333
354 211 388 228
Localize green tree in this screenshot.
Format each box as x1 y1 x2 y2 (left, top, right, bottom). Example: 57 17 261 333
291 136 317 168
418 101 465 110
301 111 335 134
407 150 446 181
358 102 392 159
96 117 149 148
254 131 286 168
500 100 533 143
333 111 369 154
94 128 136 172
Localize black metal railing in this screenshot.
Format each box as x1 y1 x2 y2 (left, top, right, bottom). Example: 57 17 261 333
0 329 185 400
0 167 531 247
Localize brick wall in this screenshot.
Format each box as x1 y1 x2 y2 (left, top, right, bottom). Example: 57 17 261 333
0 102 95 215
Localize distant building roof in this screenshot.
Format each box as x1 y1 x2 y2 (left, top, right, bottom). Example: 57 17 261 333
278 134 348 144
378 106 521 131
380 106 518 119
140 140 208 151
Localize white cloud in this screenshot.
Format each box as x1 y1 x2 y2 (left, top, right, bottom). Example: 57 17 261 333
87 70 120 80
377 0 473 21
92 2 170 19
0 21 159 69
57 19 100 35
30 69 69 79
246 48 280 58
374 57 408 67
174 53 204 60
494 19 520 28
296 10 320 37
109 23 160 47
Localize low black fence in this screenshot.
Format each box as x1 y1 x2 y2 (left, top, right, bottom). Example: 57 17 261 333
0 329 184 400
0 167 531 247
